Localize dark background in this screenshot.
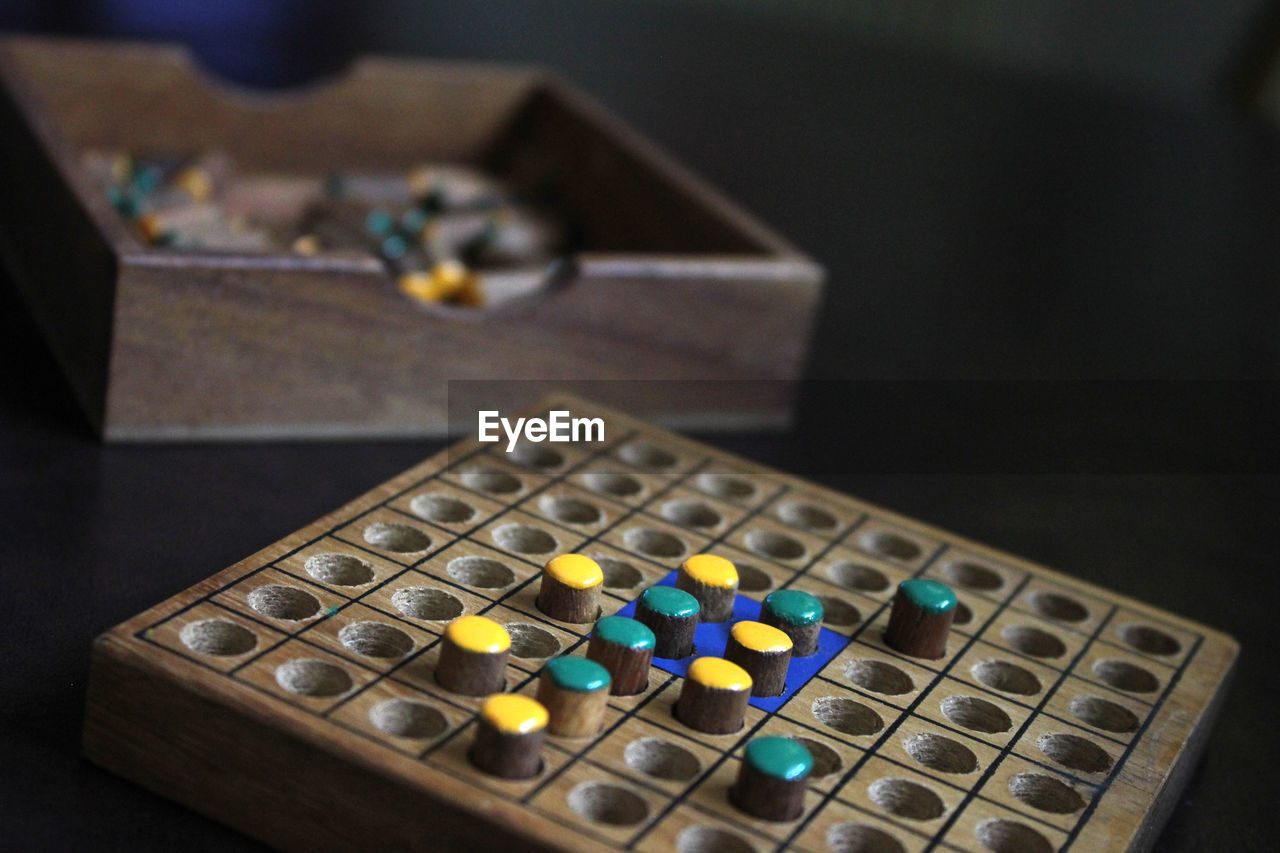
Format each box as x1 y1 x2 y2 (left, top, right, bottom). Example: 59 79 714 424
1 1 1278 850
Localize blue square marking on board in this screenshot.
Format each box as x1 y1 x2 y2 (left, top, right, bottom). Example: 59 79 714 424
611 570 851 712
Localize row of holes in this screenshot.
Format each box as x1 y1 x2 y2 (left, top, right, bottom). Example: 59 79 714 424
485 442 1184 643
172 624 1076 853
401 488 1186 658
563 768 1080 835
259 550 1180 673
183 605 1136 764
812 692 1123 774
666 817 1055 853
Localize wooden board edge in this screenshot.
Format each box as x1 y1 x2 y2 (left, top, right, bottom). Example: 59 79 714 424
1138 647 1238 852
83 635 578 853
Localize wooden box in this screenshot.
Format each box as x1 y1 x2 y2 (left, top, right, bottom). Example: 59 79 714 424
0 37 823 440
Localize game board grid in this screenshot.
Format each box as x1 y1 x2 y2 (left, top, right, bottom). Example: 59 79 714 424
768 698 1106 835
314 429 667 727
351 433 790 843
807 647 1140 777
778 675 1125 787
766 528 1176 853
918 597 1206 852
525 472 866 849
616 538 952 852
134 428 617 698
597 505 874 849
129 400 1211 852
502 466 801 845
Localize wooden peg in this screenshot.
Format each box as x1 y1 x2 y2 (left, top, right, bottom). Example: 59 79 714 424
468 694 547 779
435 615 510 696
883 578 956 660
760 589 824 656
635 586 700 659
730 736 812 821
535 656 611 737
675 657 752 734
675 553 739 622
723 621 792 697
586 615 655 695
536 553 604 623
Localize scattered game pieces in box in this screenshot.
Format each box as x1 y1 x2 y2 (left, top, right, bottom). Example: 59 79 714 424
84 149 566 309
83 396 1237 852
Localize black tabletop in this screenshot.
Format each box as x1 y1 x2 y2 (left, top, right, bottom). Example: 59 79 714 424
2 5 1278 851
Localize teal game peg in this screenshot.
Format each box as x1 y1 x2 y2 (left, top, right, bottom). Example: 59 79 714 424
884 578 957 659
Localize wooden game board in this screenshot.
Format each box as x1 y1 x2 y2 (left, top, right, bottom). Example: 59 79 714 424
84 396 1237 852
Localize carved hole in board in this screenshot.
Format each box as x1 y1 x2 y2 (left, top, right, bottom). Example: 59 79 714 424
902 733 978 774
1068 695 1140 733
940 561 1004 591
392 586 465 621
826 561 890 593
858 531 922 562
817 596 861 627
582 471 643 498
1118 624 1181 656
538 494 602 526
595 557 643 590
506 623 561 659
460 467 523 495
1007 772 1086 814
446 556 517 589
618 442 677 471
492 523 558 555
676 825 755 853
735 563 773 593
1000 625 1066 659
776 501 838 532
247 584 321 621
363 521 431 553
845 659 914 695
661 499 721 529
975 819 1054 853
369 698 448 739
274 659 352 697
1026 591 1089 623
623 527 686 559
1092 659 1159 693
970 660 1042 696
812 696 884 736
304 553 375 586
566 782 649 826
867 778 945 821
791 737 843 780
179 619 257 656
339 622 414 658
1036 733 1113 774
941 696 1012 734
745 529 806 561
509 442 564 470
409 493 476 524
695 472 757 501
952 601 974 626
826 823 906 853
624 737 701 781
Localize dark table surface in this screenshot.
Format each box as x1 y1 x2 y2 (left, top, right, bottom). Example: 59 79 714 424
2 8 1278 851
